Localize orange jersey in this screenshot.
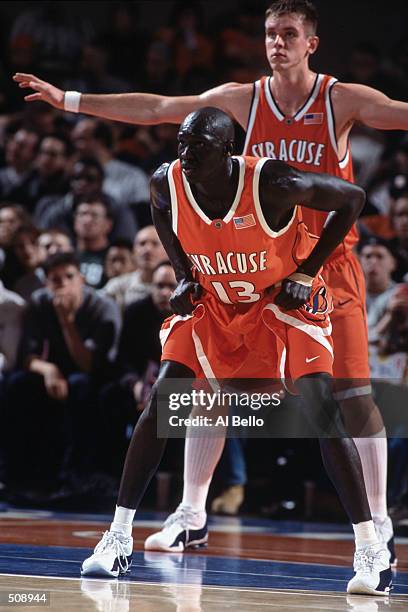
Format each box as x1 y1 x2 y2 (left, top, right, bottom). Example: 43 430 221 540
242 73 358 259
167 155 317 305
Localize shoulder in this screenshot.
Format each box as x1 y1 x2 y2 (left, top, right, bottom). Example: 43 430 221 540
150 162 172 209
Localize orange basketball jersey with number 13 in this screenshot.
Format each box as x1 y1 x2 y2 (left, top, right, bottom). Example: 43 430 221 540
167 155 317 305
243 73 357 258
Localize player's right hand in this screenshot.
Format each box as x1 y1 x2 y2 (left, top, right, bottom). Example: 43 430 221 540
170 279 202 315
13 73 65 109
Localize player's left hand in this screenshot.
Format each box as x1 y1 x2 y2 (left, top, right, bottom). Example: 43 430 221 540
170 278 202 315
274 272 314 310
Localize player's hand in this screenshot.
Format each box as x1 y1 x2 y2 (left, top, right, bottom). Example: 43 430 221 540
44 365 68 401
13 73 65 109
170 279 202 315
274 275 313 310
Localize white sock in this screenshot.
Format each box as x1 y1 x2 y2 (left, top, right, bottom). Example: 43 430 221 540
353 520 379 549
353 429 388 522
181 429 226 514
110 505 136 538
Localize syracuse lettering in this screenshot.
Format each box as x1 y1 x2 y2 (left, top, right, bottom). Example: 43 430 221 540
251 139 325 166
188 250 267 275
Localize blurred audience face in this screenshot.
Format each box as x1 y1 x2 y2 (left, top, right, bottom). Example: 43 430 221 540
151 263 177 314
38 231 73 257
71 119 97 157
0 206 24 247
360 244 396 293
392 196 408 241
70 161 103 198
133 225 166 272
36 136 68 178
5 129 39 173
13 230 45 270
46 263 84 306
105 245 135 279
74 201 112 245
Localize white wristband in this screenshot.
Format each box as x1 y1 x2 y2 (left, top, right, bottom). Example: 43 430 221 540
64 91 82 113
287 272 314 287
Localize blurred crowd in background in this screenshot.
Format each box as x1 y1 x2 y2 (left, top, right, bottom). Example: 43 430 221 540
0 1 407 523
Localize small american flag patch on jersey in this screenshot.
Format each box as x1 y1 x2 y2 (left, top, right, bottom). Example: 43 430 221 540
233 213 256 229
304 112 323 125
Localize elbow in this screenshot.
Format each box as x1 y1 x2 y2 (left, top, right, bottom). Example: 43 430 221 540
349 185 366 218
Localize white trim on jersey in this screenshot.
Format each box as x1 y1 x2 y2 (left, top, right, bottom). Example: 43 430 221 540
265 77 285 121
333 385 372 401
294 74 324 121
252 157 298 238
264 302 334 358
167 160 179 234
181 156 245 225
243 81 261 155
325 77 339 157
339 149 350 169
192 328 219 391
160 313 192 348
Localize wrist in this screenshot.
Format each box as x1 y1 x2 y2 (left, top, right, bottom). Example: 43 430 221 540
64 91 81 113
288 271 315 287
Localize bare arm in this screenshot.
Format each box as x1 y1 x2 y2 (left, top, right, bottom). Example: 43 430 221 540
261 162 365 277
13 73 252 127
333 82 408 131
151 164 201 315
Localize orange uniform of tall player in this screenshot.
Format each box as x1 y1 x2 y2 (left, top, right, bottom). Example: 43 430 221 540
243 74 370 392
161 155 333 383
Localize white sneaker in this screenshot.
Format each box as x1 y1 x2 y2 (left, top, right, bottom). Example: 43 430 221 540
347 543 392 596
81 531 133 577
144 504 208 552
373 516 397 568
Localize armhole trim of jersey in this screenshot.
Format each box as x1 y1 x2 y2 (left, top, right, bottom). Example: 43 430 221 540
325 77 339 157
167 160 178 235
243 81 260 155
252 158 298 238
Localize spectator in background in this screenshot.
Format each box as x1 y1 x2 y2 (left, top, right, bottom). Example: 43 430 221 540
38 228 73 257
71 119 149 219
10 133 71 213
73 195 113 289
0 127 40 202
4 251 120 494
0 203 31 287
98 261 176 476
104 239 135 281
389 193 408 282
11 224 46 300
358 236 398 339
102 225 166 311
0 280 25 376
34 157 137 243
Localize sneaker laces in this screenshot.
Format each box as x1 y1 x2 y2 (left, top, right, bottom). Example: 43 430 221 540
94 531 130 573
354 547 377 574
163 505 200 530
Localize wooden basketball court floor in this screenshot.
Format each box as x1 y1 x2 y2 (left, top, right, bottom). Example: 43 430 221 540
0 508 407 610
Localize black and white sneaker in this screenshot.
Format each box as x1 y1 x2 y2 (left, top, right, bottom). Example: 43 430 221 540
81 531 133 578
144 504 208 552
347 542 392 596
374 516 397 568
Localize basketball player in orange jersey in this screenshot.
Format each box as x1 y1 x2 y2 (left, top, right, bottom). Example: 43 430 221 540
14 0 408 565
81 107 391 595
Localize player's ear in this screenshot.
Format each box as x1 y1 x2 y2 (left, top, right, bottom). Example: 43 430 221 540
308 35 319 55
225 141 234 156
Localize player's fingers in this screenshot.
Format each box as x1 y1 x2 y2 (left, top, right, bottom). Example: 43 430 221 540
24 93 43 102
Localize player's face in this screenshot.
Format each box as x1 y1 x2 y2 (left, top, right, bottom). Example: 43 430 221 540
178 127 225 183
265 13 318 72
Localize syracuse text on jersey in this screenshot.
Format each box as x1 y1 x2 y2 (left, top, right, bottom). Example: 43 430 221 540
249 139 325 167
187 250 268 276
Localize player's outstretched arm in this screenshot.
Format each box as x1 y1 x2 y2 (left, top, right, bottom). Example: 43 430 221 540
13 73 251 126
151 164 201 315
333 82 408 130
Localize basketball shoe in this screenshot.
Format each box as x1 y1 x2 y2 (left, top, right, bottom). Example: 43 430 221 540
373 516 397 568
144 504 208 552
347 542 392 596
81 531 133 577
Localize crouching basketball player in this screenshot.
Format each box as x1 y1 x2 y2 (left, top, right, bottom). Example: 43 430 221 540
81 108 391 596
